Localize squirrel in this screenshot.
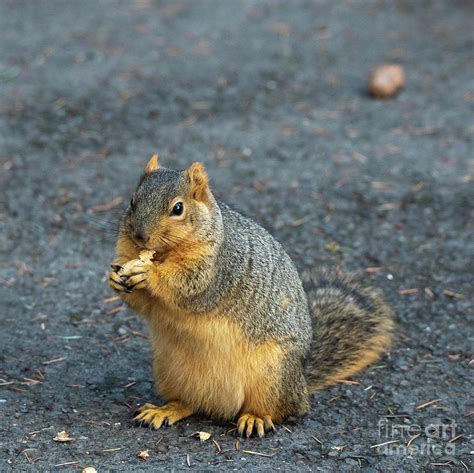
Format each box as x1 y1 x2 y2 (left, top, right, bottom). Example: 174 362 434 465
108 154 393 438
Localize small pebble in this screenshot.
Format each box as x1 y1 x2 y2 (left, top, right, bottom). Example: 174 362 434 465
368 64 405 98
118 325 128 336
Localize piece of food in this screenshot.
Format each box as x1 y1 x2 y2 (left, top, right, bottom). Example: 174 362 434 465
138 249 155 263
368 64 405 98
117 250 155 277
118 258 141 275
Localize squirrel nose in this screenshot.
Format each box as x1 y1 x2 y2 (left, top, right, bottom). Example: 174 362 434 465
133 231 149 244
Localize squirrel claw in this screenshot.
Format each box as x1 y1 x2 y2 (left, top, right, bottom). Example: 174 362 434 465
263 415 276 432
133 401 193 430
237 414 274 438
117 278 133 292
108 269 133 293
125 274 147 291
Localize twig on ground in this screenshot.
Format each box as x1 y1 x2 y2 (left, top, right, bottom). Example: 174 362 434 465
54 461 80 467
89 196 123 213
241 450 274 458
406 434 420 448
42 357 67 365
370 440 400 449
212 439 221 452
399 288 418 295
416 399 441 410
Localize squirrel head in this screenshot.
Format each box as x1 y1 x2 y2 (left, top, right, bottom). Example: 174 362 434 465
121 155 220 255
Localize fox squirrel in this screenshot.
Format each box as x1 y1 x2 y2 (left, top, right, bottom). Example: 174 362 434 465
108 155 393 438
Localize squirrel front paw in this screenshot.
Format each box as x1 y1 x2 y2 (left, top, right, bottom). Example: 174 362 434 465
118 260 151 292
108 265 133 293
108 251 156 293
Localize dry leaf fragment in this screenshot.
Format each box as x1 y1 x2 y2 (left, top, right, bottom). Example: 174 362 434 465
82 468 97 473
53 431 74 442
192 431 211 442
138 450 149 460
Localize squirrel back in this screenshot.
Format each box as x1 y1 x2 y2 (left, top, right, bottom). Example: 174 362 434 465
212 201 312 352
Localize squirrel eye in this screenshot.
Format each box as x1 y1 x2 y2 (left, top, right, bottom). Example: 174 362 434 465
130 198 136 210
171 202 184 216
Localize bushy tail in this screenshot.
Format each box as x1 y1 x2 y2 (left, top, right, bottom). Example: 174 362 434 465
304 269 393 391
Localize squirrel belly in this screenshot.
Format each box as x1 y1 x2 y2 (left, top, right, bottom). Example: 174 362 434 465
148 309 287 420
109 159 393 430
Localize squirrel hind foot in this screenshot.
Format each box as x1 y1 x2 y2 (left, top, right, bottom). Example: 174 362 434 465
236 414 276 438
134 401 193 429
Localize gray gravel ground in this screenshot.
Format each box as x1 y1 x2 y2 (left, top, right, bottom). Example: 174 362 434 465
1 0 473 471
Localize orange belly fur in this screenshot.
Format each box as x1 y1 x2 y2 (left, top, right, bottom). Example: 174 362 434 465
148 304 285 420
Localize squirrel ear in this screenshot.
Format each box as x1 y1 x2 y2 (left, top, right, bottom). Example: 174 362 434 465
186 162 209 202
144 154 160 174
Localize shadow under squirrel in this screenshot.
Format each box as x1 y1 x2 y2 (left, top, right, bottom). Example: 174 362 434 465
108 155 393 438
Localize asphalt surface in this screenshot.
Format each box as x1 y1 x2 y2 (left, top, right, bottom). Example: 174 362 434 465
1 0 473 471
